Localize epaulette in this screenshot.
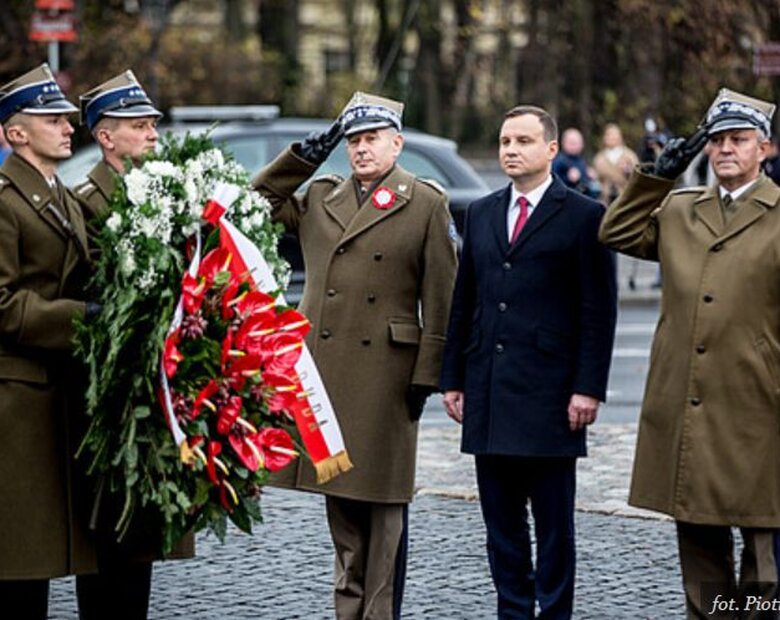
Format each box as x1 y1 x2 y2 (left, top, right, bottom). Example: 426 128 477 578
312 174 344 185
75 181 96 196
0 175 7 193
417 177 446 196
670 186 706 195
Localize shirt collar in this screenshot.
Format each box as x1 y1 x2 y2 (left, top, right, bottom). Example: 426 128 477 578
510 175 553 210
719 178 759 202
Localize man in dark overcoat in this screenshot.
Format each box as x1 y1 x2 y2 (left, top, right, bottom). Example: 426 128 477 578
0 64 96 618
253 92 457 619
600 89 780 619
440 105 617 619
72 71 193 620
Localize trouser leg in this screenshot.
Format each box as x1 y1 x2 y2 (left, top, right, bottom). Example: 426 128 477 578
676 521 736 620
529 458 576 620
475 454 534 620
76 560 153 620
327 496 370 620
0 579 49 620
738 528 779 620
363 503 406 620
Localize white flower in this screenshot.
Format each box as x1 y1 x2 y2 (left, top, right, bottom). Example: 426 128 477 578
144 161 180 178
120 248 136 276
125 169 150 206
106 212 122 232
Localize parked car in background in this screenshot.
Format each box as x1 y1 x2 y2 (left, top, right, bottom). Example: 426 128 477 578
59 106 489 304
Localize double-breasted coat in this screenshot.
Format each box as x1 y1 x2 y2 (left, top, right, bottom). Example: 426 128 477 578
73 159 195 560
0 153 96 579
253 147 457 503
599 169 780 527
439 178 617 457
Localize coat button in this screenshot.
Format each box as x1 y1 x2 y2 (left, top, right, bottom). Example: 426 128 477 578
321 329 332 339
711 243 723 252
367 293 376 303
374 252 383 261
703 294 713 303
696 345 706 354
690 397 701 406
498 302 507 312
361 338 371 346
502 262 512 271
495 343 505 353
336 247 346 255
327 289 336 297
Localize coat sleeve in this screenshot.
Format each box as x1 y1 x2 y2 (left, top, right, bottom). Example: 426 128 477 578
439 203 476 391
598 167 676 261
0 201 85 350
573 205 618 401
251 145 321 231
412 193 458 388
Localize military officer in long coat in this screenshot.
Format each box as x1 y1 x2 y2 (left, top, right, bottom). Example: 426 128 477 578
600 89 780 619
0 64 96 618
253 93 457 619
72 71 193 620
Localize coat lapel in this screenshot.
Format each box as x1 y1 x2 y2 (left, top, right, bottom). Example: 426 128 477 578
322 177 359 231
340 166 414 245
89 160 117 206
508 178 566 255
717 176 780 244
692 187 723 237
489 184 512 253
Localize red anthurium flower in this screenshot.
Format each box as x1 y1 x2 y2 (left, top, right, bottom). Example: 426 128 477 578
257 428 297 472
228 432 264 472
206 440 223 486
223 353 263 391
259 372 302 413
192 379 220 419
263 332 305 375
236 290 276 320
163 330 184 379
216 396 242 435
234 312 276 356
274 308 311 339
221 329 235 372
198 247 232 285
181 272 208 314
220 276 245 320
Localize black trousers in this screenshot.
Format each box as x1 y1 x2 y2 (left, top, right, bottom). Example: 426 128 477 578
76 559 153 620
475 455 577 620
0 579 49 620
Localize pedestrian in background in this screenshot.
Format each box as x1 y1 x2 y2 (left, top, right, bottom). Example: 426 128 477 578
0 64 96 619
253 92 457 619
599 88 780 619
72 70 194 620
762 134 780 186
552 126 601 199
441 105 617 619
592 123 639 204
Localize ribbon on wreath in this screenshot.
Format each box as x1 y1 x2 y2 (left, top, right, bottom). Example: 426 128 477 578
161 182 352 483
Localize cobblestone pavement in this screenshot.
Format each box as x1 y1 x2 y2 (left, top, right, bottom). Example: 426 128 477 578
48 419 686 619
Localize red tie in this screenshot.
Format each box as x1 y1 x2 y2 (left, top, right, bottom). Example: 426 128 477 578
510 196 529 244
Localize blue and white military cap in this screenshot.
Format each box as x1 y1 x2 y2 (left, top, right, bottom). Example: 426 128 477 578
80 70 162 131
340 91 404 137
0 63 78 125
705 88 776 139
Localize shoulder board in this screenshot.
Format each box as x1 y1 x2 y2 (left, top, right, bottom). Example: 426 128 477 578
75 181 96 196
670 186 706 195
0 175 7 191
417 177 446 196
311 174 344 185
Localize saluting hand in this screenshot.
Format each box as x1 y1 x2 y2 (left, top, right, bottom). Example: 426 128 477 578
568 393 600 431
653 126 708 179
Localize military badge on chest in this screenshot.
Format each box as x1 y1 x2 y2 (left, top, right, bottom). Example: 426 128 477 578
372 186 396 210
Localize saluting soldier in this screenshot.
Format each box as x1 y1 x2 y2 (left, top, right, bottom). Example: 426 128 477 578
253 93 458 619
0 64 96 619
72 71 193 620
600 90 780 618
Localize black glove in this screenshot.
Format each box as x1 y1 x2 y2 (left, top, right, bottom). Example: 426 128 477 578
85 302 102 323
653 126 708 179
406 384 434 422
293 118 344 165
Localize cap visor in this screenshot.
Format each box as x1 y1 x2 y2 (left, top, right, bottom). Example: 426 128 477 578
708 120 760 135
344 120 394 136
21 99 79 115
104 103 163 119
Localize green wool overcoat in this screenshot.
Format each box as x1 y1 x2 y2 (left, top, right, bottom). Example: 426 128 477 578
253 147 457 503
0 153 95 579
600 169 780 527
73 159 195 560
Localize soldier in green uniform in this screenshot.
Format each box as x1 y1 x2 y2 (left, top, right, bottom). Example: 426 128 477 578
253 93 458 619
72 71 194 620
0 64 95 619
600 90 780 619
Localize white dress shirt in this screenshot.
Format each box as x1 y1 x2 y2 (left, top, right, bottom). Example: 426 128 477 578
718 178 758 203
507 175 553 242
